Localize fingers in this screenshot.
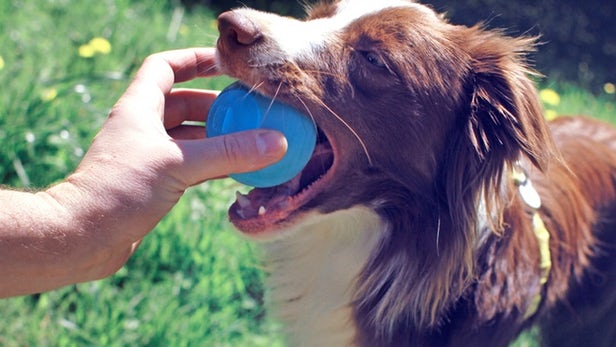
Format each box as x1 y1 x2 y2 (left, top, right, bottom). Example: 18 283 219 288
106 48 289 187
167 124 206 140
133 47 220 94
115 48 221 123
177 130 288 186
163 88 219 129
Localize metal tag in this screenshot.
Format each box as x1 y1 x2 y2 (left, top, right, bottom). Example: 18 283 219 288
518 180 542 210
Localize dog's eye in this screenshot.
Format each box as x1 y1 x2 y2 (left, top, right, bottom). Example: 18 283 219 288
360 50 386 69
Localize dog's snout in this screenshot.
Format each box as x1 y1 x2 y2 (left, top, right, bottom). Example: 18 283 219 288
218 11 262 46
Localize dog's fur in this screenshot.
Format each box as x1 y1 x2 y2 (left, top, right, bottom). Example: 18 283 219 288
213 1 616 346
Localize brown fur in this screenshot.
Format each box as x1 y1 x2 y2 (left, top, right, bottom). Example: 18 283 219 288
215 1 616 346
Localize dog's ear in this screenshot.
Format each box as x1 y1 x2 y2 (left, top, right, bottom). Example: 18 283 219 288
441 28 560 234
464 28 556 170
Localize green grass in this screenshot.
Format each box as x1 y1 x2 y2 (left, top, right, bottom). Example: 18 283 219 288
0 181 283 347
539 83 616 124
0 1 281 346
0 1 614 346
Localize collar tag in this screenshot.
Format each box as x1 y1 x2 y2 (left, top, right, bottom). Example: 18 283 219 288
519 180 542 210
513 163 551 319
513 165 542 210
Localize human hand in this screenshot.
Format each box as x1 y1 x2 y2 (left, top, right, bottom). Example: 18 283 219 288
0 48 286 297
46 48 287 282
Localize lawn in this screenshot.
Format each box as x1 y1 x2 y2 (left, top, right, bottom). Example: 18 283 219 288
0 1 613 346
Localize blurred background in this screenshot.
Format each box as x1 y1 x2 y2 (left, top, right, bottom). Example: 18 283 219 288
0 0 613 346
193 0 616 93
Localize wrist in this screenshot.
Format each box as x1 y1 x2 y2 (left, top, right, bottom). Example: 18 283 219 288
43 177 123 279
0 180 119 297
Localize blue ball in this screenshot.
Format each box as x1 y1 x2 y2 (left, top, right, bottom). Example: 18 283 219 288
207 83 317 188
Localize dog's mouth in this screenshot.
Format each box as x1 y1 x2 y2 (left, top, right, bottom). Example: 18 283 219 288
229 127 335 236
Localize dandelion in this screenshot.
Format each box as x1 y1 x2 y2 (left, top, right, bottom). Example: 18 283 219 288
78 44 96 58
544 109 558 121
41 88 58 102
89 37 111 54
59 129 70 140
0 55 4 70
604 83 615 95
539 88 561 106
78 37 111 58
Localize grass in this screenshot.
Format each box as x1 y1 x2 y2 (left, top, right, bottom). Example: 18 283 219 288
0 1 614 346
0 1 281 346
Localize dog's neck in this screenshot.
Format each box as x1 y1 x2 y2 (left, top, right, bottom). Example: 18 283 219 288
262 207 384 347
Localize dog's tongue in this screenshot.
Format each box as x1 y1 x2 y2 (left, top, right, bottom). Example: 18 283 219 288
235 184 295 220
233 141 333 220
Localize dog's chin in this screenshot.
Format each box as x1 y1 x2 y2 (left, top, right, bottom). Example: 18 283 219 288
229 129 336 240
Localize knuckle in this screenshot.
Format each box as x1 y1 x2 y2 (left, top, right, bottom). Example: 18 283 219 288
221 135 246 166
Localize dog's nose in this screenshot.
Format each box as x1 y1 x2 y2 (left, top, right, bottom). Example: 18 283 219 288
218 11 262 46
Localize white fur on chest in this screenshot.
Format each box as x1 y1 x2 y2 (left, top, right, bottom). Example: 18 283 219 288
262 207 384 347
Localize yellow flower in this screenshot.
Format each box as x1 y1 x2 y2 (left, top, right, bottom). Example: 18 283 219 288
544 109 558 121
41 88 58 102
0 55 4 70
539 88 561 106
78 37 111 58
89 37 111 54
78 44 96 58
604 83 615 95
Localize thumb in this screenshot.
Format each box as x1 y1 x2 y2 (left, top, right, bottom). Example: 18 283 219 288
178 129 288 185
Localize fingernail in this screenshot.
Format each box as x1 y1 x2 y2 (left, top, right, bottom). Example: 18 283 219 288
256 131 288 159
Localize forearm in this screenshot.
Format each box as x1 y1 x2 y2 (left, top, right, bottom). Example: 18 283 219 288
0 183 120 298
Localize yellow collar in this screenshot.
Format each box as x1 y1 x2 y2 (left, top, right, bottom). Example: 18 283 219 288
512 164 552 319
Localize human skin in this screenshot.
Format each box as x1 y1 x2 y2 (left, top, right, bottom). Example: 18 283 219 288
0 48 287 298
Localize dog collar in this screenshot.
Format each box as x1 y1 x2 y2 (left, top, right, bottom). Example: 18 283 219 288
512 164 552 319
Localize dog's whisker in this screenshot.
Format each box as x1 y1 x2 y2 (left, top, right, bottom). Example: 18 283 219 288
295 96 319 134
270 82 283 106
263 82 283 119
301 69 346 78
436 215 441 257
200 64 219 75
313 98 373 166
247 81 264 93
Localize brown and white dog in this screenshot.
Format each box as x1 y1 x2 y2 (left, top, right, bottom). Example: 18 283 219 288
213 1 616 346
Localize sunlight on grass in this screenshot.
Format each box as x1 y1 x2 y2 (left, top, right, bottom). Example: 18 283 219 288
0 0 281 345
539 83 616 124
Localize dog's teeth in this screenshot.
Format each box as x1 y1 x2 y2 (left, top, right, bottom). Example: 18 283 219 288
258 206 267 216
236 191 251 208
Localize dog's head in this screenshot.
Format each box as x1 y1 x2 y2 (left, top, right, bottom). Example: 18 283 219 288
215 0 557 331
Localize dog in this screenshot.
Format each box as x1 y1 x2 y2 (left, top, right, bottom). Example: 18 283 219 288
213 1 616 346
